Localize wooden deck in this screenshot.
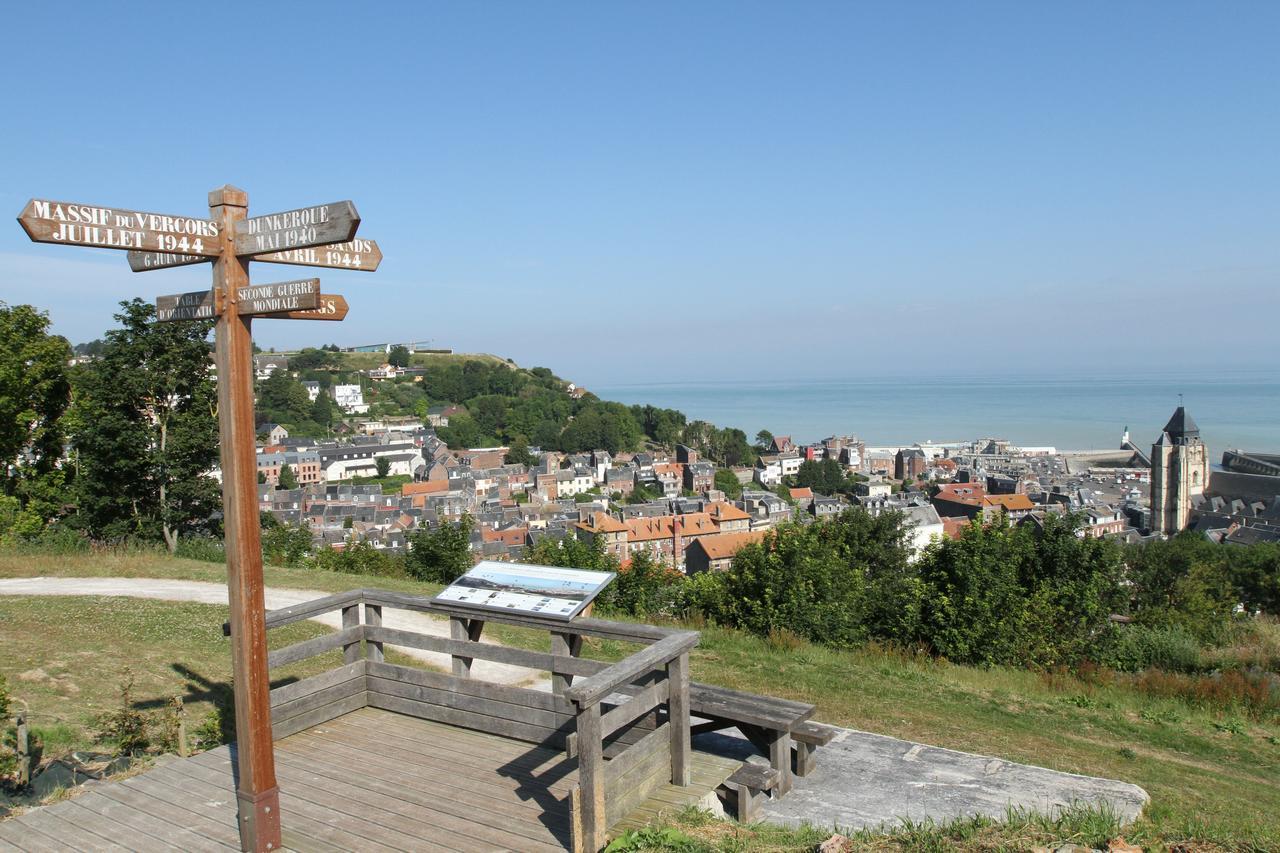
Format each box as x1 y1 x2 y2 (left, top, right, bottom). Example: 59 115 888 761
0 707 739 852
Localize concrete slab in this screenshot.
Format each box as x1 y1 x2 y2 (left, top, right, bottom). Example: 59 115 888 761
694 727 1148 831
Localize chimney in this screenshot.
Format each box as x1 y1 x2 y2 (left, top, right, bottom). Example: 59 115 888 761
672 514 681 571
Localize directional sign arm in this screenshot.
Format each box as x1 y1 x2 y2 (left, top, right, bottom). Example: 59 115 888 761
258 294 349 321
234 201 359 256
18 199 222 256
128 251 211 272
236 279 320 315
249 238 382 272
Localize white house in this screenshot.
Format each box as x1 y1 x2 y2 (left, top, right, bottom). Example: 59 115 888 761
902 504 944 561
333 384 369 414
778 451 803 478
555 468 597 498
754 456 783 487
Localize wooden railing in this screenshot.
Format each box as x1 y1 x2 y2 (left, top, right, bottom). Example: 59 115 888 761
256 588 698 853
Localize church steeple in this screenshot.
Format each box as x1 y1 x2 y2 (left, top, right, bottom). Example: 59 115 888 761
1162 406 1200 444
1150 404 1208 536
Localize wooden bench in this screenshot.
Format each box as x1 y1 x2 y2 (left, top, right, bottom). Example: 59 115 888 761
688 682 814 795
723 761 780 823
791 720 839 777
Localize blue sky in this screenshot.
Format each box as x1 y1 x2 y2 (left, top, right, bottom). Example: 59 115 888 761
1 2 1277 385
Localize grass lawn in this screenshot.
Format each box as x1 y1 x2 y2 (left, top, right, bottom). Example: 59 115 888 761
0 596 335 759
347 473 413 493
0 546 443 597
331 350 511 371
2 549 1277 849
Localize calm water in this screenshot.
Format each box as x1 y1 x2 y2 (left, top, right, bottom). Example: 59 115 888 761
595 371 1280 452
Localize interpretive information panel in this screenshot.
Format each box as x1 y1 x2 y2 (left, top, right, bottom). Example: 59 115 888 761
434 560 615 620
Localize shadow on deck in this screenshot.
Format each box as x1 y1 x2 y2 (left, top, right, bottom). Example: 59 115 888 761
0 707 737 852
2 588 752 852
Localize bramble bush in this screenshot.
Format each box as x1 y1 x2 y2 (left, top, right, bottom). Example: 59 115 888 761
1105 624 1203 673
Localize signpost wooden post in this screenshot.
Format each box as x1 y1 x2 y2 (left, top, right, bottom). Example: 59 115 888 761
15 185 378 853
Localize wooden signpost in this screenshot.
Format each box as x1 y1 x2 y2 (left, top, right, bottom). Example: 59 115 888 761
15 186 378 853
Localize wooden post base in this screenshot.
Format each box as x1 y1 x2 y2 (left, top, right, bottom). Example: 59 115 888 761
236 786 282 852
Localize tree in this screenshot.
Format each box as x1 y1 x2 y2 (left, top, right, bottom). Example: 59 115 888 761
72 299 220 550
256 371 310 426
0 304 72 534
311 390 337 430
277 464 297 490
526 533 617 573
387 345 410 368
559 403 643 454
793 458 851 495
290 347 340 371
754 430 774 451
375 456 391 479
713 521 870 647
597 550 682 617
405 515 475 583
505 437 535 467
714 468 743 500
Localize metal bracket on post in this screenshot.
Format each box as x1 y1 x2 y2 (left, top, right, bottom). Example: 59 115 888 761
237 786 283 852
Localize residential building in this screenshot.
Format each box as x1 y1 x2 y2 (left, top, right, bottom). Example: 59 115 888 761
901 504 944 560
684 531 767 574
256 450 322 487
253 354 289 380
573 513 629 560
706 501 752 532
332 384 369 414
684 461 715 494
810 496 842 519
623 513 719 569
754 456 783 487
855 480 891 499
605 466 636 497
259 423 289 445
895 448 927 480
740 491 793 529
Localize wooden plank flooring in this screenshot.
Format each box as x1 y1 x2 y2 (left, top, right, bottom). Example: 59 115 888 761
0 707 741 851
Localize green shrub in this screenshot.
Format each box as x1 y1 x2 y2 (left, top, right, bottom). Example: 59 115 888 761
311 540 404 577
175 536 225 563
261 524 312 567
1109 624 1203 673
93 674 151 754
191 682 235 751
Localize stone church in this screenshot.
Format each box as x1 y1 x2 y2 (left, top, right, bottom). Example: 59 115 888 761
1150 406 1209 535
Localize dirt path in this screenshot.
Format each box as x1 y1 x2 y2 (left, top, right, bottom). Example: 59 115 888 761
0 576 545 687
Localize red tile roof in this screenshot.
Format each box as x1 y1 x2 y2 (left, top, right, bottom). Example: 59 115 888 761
574 513 628 534
707 502 751 523
692 530 767 560
984 494 1035 511
625 513 718 541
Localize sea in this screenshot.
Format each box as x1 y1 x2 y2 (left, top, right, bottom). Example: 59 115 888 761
594 370 1280 453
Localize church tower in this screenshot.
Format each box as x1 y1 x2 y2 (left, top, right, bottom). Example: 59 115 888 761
1149 406 1209 535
